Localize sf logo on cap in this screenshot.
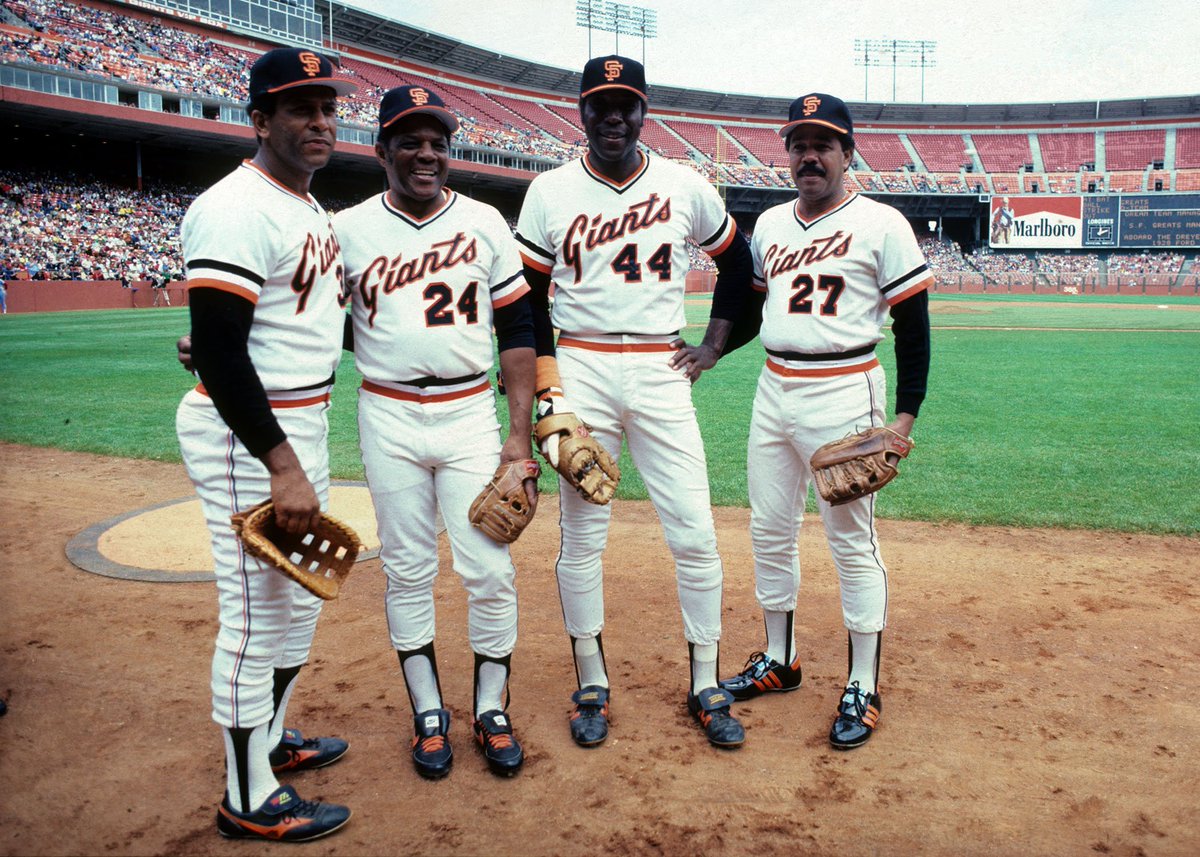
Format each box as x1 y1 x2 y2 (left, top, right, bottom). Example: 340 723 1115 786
803 96 821 116
298 51 322 78
604 59 623 81
410 87 430 106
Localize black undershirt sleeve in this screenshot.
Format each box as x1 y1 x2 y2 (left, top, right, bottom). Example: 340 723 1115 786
188 287 285 458
342 312 354 352
889 289 931 418
709 230 754 321
522 263 557 356
493 293 535 352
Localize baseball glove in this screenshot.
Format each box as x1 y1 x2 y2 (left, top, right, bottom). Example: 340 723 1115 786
535 413 620 505
468 458 541 543
230 501 364 600
810 427 914 506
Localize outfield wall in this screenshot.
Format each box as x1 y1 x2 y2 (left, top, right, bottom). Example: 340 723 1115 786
3 281 188 313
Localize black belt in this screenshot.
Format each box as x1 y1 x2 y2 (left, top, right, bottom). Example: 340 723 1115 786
391 371 486 388
766 344 875 362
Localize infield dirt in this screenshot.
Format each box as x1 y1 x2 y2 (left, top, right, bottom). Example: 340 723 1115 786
1 442 1197 856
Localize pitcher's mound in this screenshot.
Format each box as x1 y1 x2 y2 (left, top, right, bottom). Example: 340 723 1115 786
66 482 390 582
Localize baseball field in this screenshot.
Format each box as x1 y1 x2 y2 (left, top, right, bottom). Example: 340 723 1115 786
1 293 1198 855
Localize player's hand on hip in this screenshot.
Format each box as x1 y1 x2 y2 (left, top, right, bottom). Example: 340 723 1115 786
668 338 718 383
176 333 194 373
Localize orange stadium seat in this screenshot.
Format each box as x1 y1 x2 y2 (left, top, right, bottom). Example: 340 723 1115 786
1038 132 1096 172
1173 127 1200 168
972 133 1033 173
853 134 911 172
638 118 694 160
490 94 583 143
1104 129 1166 171
909 134 969 172
1106 171 1146 193
725 124 788 168
663 119 748 164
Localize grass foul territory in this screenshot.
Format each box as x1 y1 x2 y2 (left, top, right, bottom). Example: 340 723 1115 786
0 293 1196 535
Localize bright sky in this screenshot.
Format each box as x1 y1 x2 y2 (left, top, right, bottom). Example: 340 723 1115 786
342 0 1200 106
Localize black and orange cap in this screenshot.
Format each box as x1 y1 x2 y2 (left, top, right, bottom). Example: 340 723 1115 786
378 85 460 136
779 92 854 142
247 47 357 108
580 54 648 104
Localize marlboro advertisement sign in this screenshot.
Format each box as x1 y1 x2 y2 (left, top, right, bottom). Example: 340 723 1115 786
989 196 1082 249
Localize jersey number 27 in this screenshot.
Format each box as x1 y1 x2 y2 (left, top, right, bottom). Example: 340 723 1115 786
788 273 845 315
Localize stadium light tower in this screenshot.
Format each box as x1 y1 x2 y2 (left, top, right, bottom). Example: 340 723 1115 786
575 0 657 64
853 38 937 101
575 0 614 58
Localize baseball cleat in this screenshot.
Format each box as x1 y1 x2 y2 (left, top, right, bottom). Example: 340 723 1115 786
569 685 610 747
411 708 453 780
687 687 745 749
719 651 803 701
268 727 349 773
216 784 351 842
473 709 524 776
829 682 881 750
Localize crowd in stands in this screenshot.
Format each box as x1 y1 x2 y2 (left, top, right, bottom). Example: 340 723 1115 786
1106 251 1186 274
0 168 190 283
1 0 1191 193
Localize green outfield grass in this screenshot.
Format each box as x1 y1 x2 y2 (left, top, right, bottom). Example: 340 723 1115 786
0 296 1197 534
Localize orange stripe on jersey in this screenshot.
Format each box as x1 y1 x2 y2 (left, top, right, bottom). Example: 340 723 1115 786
492 282 530 309
362 378 491 403
582 151 649 191
240 160 316 206
707 220 737 257
558 337 677 354
520 251 553 274
766 356 880 378
194 384 329 408
794 191 856 226
186 278 258 304
886 274 934 306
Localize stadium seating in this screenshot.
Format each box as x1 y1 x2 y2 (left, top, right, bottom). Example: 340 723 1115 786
664 119 748 164
1104 129 1166 171
1037 132 1096 172
972 134 1033 173
853 134 911 172
1176 127 1200 169
909 134 970 172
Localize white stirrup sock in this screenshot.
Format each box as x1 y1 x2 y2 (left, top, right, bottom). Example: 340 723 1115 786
475 658 510 716
223 723 279 813
764 610 795 665
848 630 881 694
400 651 443 714
573 636 608 689
690 643 718 694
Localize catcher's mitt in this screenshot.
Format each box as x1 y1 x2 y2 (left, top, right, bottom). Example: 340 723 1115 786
535 413 620 505
810 427 914 506
230 501 364 600
468 458 541 544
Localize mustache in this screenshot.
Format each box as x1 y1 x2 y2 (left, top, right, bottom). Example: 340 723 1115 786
796 165 826 176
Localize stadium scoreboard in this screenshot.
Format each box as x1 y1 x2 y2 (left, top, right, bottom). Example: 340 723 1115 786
1082 194 1200 248
992 193 1200 249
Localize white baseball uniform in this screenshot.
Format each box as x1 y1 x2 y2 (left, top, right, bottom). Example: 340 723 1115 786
175 160 346 728
516 152 738 646
747 191 932 632
335 188 528 658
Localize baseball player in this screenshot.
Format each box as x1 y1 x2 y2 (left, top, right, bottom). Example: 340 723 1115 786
335 86 537 778
708 93 932 750
174 48 357 841
515 56 756 749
